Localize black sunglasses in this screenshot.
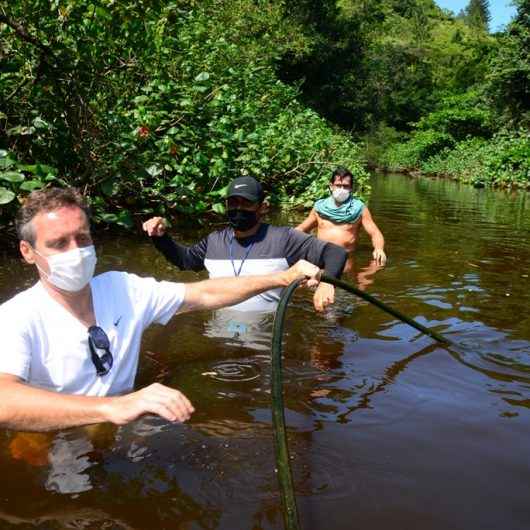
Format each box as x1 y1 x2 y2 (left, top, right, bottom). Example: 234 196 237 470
88 325 114 376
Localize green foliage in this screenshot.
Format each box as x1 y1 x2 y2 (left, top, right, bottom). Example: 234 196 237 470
486 0 530 126
0 148 61 215
415 92 493 140
361 124 407 167
362 0 529 189
380 130 455 170
0 0 368 231
282 0 497 132
421 131 530 188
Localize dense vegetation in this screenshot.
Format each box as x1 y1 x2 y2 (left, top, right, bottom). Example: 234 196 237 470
0 0 368 232
371 1 530 189
279 0 529 189
1 0 529 234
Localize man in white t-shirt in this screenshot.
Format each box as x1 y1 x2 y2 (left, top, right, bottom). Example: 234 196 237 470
0 188 320 432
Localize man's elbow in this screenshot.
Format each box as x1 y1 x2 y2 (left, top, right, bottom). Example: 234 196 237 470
336 247 348 275
322 243 348 278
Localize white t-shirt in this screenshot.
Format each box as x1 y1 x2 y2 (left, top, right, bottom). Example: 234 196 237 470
0 271 185 396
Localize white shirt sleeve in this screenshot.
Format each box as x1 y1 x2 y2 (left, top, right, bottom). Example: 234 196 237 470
125 273 186 329
0 303 32 380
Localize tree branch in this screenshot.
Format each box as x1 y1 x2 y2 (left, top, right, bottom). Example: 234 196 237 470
0 13 55 58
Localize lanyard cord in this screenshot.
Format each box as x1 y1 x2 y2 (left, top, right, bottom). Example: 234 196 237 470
229 231 255 277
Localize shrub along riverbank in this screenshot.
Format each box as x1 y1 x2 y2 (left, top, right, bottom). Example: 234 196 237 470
365 92 529 189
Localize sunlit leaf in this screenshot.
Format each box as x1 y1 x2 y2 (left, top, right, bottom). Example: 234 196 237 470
0 171 25 183
0 187 15 205
146 164 163 177
33 117 50 130
7 126 35 136
194 72 210 82
212 202 225 214
20 180 44 192
35 164 57 176
0 158 15 170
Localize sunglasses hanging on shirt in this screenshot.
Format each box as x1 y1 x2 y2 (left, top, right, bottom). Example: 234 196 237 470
88 325 114 376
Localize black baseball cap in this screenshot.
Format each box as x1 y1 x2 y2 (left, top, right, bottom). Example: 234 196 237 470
226 176 264 203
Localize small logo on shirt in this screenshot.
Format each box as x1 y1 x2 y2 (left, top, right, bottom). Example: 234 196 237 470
234 184 247 188
114 316 122 327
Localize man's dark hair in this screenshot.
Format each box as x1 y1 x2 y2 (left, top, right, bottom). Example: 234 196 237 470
330 167 354 186
15 187 90 245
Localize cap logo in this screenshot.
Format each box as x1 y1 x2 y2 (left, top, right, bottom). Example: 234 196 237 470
234 184 247 188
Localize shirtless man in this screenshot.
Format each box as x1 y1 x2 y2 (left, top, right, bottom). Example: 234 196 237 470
296 167 387 267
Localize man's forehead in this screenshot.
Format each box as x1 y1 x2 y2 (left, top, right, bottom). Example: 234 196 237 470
42 210 61 221
33 206 90 236
333 176 352 185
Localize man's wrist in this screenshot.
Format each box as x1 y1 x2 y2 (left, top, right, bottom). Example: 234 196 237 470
97 397 118 424
276 270 292 288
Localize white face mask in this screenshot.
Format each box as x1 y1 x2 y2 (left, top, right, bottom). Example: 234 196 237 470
35 245 97 292
331 187 351 204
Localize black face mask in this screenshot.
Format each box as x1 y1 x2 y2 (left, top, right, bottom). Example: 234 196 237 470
227 209 258 232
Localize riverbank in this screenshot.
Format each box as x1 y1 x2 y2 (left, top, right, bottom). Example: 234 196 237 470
364 129 530 191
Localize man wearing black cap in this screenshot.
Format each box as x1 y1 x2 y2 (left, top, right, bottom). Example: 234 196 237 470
143 176 347 312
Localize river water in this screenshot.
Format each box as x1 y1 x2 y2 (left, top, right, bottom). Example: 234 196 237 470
0 173 529 530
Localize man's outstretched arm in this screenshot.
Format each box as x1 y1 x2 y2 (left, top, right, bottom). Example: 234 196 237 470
178 260 321 313
143 216 206 271
0 374 194 432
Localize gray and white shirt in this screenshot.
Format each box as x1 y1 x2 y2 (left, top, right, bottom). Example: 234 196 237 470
152 223 346 312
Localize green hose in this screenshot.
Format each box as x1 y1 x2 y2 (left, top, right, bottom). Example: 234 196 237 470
321 273 452 345
271 277 304 530
270 274 451 530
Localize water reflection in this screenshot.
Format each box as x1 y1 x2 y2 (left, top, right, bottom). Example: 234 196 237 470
203 309 273 352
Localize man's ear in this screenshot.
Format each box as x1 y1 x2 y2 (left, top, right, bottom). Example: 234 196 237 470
19 240 36 264
258 200 270 215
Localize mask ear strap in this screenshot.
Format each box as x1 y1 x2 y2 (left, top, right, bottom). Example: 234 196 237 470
31 248 51 280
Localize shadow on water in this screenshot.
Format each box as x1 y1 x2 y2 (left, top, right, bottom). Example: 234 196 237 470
1 173 530 529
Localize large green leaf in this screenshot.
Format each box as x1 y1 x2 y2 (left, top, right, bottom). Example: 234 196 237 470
194 72 210 82
33 117 50 130
0 187 16 205
115 210 134 229
212 202 225 214
0 158 15 170
146 164 162 177
101 178 118 197
20 180 44 192
38 164 56 175
0 171 25 183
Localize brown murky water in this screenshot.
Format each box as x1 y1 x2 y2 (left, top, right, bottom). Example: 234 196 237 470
0 173 529 530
